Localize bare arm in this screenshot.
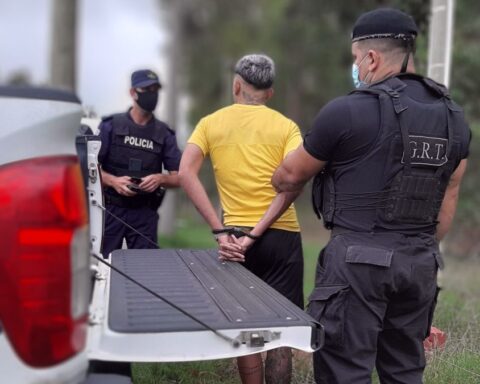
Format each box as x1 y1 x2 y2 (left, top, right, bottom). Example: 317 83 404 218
178 144 245 261
234 190 301 252
179 144 243 260
178 144 223 229
436 159 468 241
272 145 327 193
250 191 302 237
139 171 179 192
235 147 326 252
140 130 183 192
100 169 136 197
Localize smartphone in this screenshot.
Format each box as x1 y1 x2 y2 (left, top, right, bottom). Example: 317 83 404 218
130 177 142 184
127 184 142 193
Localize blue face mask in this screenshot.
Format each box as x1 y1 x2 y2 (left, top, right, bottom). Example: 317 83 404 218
351 54 369 88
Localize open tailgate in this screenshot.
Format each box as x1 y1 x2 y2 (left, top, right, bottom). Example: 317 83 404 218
87 248 323 362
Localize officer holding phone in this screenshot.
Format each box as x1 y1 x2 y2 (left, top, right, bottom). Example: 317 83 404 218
98 69 181 258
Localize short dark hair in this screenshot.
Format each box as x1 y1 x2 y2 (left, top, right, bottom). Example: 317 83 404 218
234 54 275 90
357 37 416 57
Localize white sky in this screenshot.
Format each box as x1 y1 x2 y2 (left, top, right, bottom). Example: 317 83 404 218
0 0 169 116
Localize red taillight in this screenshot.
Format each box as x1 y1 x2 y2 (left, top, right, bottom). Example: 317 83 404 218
0 155 90 367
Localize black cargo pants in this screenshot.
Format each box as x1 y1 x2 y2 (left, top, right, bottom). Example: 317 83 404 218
308 231 441 384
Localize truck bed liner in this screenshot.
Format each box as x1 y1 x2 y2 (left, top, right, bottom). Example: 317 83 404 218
109 249 314 333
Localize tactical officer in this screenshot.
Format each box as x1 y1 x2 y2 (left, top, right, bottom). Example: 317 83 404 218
271 8 471 384
98 69 181 258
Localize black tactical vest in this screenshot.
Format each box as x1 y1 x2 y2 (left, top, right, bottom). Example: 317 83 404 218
312 75 465 234
102 112 166 178
101 112 167 208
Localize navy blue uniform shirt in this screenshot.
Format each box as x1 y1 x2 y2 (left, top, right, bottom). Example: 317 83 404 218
98 111 182 172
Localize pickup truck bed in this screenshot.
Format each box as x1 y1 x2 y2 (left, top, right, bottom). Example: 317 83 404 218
87 249 322 363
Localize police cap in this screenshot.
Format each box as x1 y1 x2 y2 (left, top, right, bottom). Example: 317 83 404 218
131 69 162 89
351 8 418 42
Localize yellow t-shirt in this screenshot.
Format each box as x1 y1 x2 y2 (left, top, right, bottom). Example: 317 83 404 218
188 103 301 232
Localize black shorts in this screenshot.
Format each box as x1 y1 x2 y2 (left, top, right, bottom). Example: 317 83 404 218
243 228 304 309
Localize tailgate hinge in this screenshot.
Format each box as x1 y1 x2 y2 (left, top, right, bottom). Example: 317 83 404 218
89 310 104 326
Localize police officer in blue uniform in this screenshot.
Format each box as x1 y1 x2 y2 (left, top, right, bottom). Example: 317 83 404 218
98 69 181 258
271 8 471 384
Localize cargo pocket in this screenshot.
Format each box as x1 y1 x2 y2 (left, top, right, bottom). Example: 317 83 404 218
307 284 349 349
345 245 393 267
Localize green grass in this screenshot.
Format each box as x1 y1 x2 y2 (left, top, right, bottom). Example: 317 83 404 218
425 350 480 384
133 360 238 384
133 220 480 384
423 262 480 384
303 243 320 301
159 218 217 249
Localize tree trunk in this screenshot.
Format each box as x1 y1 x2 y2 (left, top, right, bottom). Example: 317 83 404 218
428 0 455 87
50 0 77 91
158 1 181 236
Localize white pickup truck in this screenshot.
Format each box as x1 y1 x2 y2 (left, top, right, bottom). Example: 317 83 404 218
0 86 323 384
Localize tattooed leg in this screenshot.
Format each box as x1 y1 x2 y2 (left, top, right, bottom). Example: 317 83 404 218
265 347 292 384
237 353 264 384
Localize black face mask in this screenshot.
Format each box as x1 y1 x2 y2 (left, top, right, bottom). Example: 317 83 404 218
136 91 158 112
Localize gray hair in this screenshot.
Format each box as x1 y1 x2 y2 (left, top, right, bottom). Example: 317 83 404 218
234 54 275 90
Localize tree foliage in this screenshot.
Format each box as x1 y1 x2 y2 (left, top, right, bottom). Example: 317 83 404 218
161 0 480 256
450 0 480 122
162 0 433 129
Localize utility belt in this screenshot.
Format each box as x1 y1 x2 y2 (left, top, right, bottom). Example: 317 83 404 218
329 226 436 241
105 188 166 210
330 226 405 238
